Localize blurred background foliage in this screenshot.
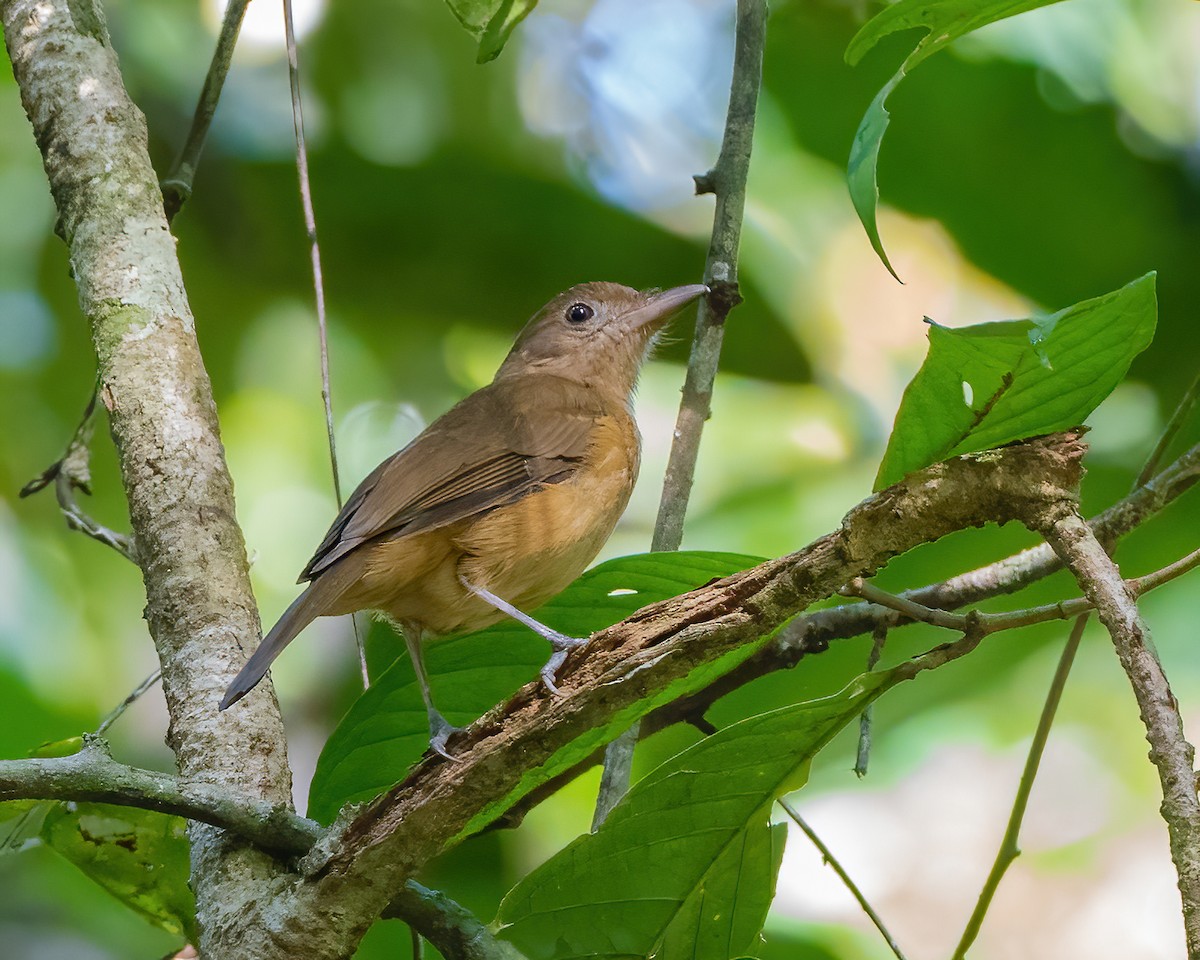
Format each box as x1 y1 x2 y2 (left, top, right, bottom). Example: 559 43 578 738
1 0 1198 956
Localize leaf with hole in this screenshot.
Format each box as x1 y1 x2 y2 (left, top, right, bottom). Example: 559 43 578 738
41 802 197 943
875 273 1156 489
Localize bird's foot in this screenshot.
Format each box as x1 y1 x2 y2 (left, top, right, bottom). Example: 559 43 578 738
427 709 464 762
540 634 588 696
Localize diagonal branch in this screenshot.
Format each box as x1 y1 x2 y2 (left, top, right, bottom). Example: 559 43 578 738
218 432 1088 956
493 441 1200 832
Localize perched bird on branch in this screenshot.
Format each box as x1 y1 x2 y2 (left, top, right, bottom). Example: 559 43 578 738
220 281 708 757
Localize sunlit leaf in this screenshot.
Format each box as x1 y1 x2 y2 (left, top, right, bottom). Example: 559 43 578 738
308 552 765 824
845 0 1066 278
443 0 539 62
875 273 1156 489
41 802 198 943
496 666 912 958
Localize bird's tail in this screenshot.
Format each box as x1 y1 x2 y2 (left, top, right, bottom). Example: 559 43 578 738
220 571 351 710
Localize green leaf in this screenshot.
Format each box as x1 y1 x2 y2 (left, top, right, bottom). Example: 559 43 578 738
443 0 539 62
41 802 198 943
308 552 764 824
495 666 911 959
845 0 1066 278
875 273 1157 489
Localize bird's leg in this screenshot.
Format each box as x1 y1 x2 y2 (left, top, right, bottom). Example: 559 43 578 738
401 625 462 761
458 577 587 696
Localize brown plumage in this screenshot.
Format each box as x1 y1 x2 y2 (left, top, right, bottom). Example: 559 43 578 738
220 281 707 755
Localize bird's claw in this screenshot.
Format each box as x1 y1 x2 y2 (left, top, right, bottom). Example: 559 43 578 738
427 710 464 762
540 634 588 697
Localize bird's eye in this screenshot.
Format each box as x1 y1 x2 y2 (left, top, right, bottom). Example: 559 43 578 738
566 302 594 324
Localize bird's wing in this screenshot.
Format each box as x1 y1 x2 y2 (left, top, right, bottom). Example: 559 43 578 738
299 377 604 580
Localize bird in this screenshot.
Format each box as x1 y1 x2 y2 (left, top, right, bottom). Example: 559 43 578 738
220 281 708 757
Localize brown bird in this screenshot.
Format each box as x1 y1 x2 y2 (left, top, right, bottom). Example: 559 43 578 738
221 281 707 756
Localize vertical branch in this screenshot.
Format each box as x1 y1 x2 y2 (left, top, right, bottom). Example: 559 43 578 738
2 0 293 952
1043 512 1200 957
651 0 766 552
594 0 768 827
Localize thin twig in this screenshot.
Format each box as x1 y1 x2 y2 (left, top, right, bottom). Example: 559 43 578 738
952 614 1087 959
594 0 769 829
855 621 890 778
3 667 162 851
283 0 340 507
837 548 1200 635
161 0 250 221
95 669 163 736
1043 512 1200 956
281 0 369 687
779 798 909 960
20 386 137 562
1136 369 1200 489
652 0 765 551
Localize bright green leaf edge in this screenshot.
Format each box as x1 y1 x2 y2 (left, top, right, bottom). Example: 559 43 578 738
495 654 937 958
309 551 765 824
875 272 1157 489
845 0 1066 278
442 0 538 62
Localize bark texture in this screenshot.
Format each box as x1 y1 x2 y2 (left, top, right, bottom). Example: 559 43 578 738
2 1 292 953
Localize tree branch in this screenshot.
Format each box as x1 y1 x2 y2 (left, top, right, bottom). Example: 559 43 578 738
215 432 1088 956
652 0 764 551
492 441 1200 831
0 737 318 857
385 882 525 960
598 0 769 826
1042 511 1200 957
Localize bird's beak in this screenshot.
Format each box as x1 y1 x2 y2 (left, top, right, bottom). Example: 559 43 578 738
624 283 709 333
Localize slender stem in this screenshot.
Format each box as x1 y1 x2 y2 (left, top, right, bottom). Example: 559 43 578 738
779 798 908 960
19 385 137 561
1136 369 1200 489
281 0 370 687
836 546 1200 634
592 728 637 830
855 622 889 777
952 614 1087 959
595 0 769 828
161 0 250 221
95 669 162 736
652 0 766 552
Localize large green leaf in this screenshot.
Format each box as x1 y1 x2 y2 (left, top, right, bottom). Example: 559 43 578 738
41 802 197 943
444 0 538 62
845 0 1066 278
495 665 914 959
308 552 764 824
875 273 1157 489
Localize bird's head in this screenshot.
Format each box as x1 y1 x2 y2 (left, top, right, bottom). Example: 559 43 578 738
496 281 708 399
